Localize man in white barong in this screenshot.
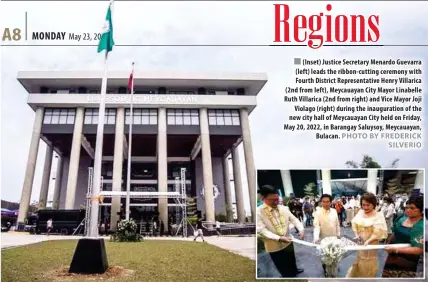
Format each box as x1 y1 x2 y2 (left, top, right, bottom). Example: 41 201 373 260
257 185 305 278
313 194 341 277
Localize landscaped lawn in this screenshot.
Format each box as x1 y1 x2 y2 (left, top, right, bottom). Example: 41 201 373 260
1 240 296 282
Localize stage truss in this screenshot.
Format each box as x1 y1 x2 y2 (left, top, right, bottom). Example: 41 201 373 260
80 167 188 237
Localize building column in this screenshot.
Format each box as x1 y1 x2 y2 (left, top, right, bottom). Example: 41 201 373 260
222 155 233 222
367 169 378 195
414 170 424 189
199 108 215 223
232 147 246 223
52 155 63 209
111 107 125 230
38 145 53 209
158 107 168 231
321 169 332 195
240 108 256 222
65 107 84 209
17 107 44 225
280 170 294 197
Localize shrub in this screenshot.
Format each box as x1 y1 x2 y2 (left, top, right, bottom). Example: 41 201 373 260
187 216 198 226
215 213 227 222
110 219 143 242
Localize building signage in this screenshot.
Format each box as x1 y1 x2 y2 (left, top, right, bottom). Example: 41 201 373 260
200 184 220 201
86 94 198 104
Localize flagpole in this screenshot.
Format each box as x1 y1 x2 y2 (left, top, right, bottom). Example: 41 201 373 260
88 50 108 238
125 62 135 220
88 0 114 238
69 0 112 275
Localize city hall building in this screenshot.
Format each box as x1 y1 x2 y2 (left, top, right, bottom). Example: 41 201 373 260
17 71 267 230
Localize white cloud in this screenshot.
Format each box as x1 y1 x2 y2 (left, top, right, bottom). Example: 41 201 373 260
1 2 427 216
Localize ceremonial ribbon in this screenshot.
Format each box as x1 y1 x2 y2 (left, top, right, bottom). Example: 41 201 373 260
291 238 411 251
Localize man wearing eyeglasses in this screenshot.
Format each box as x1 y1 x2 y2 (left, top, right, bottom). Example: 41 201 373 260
257 185 305 278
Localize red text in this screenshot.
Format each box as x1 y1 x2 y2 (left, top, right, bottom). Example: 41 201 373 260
274 4 380 49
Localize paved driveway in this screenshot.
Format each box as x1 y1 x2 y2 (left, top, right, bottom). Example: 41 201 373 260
204 235 256 260
1 233 84 249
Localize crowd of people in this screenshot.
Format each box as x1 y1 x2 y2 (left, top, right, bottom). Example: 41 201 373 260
257 185 425 278
287 193 412 230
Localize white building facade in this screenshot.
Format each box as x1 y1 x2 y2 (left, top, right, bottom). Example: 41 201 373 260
16 71 267 231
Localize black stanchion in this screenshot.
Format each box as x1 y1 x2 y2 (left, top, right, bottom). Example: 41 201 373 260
69 238 108 274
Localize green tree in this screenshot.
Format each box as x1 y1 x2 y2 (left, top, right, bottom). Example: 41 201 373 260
215 213 227 222
345 155 399 168
303 182 316 197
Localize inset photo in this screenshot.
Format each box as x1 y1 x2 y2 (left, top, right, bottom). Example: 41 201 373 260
256 169 425 279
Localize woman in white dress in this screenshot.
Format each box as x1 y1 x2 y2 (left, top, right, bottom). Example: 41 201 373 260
346 193 388 278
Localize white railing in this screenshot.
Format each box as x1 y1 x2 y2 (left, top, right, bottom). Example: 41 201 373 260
98 191 181 198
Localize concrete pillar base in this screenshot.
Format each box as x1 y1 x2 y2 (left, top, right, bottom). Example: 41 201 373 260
321 170 332 195
200 108 215 223
222 156 233 222
111 107 125 230
280 170 294 197
65 107 85 209
367 169 378 195
39 145 54 209
158 108 168 231
17 107 44 224
52 155 64 210
240 108 256 222
232 147 246 223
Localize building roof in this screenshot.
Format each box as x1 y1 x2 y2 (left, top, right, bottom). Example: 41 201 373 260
17 70 268 95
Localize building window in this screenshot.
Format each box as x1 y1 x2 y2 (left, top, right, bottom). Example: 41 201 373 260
125 109 158 125
43 108 75 124
102 184 113 191
101 162 113 178
169 90 195 94
84 108 116 124
167 183 192 194
105 109 116 124
208 109 240 126
167 109 199 125
134 90 156 94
